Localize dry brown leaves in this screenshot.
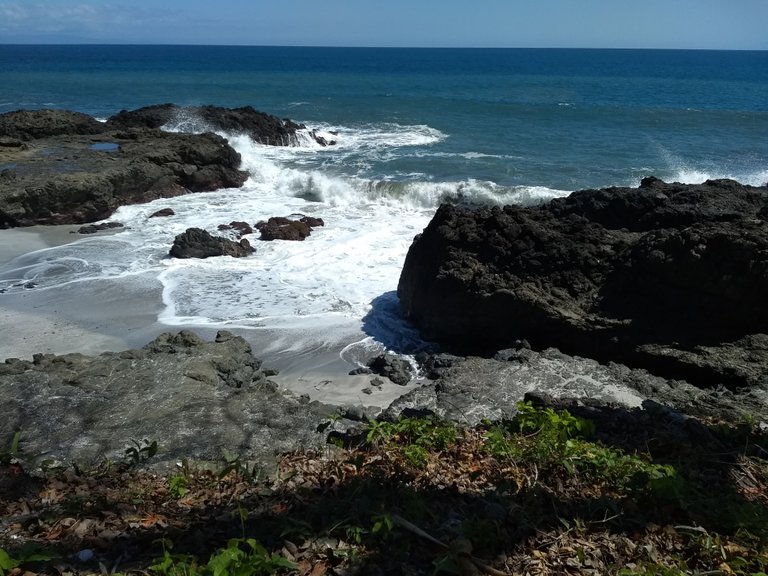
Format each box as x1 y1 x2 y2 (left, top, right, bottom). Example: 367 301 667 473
1 415 767 576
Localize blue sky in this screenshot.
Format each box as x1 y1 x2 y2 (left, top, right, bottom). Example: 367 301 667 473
0 0 766 49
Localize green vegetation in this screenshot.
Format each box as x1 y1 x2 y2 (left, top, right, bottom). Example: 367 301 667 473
0 544 56 575
151 538 295 576
484 402 683 499
1 402 767 575
124 438 158 466
0 431 21 466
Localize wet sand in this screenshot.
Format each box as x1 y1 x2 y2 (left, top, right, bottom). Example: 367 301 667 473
0 226 418 409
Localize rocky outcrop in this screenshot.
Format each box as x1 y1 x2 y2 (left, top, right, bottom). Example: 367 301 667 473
0 109 104 141
256 215 324 241
169 227 255 259
0 108 248 227
0 331 337 469
107 104 332 147
0 103 332 228
385 346 768 426
398 178 768 389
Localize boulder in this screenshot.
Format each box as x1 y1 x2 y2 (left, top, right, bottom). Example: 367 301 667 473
0 104 333 228
300 215 325 228
106 103 177 129
218 220 253 238
149 207 175 218
397 178 768 388
367 353 413 386
256 215 324 241
76 221 124 234
169 227 255 259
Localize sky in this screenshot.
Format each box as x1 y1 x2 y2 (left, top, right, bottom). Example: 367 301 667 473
0 0 766 49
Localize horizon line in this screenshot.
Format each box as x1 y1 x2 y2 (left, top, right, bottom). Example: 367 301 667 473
0 42 765 52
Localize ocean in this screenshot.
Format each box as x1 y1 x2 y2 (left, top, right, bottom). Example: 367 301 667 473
1 46 767 370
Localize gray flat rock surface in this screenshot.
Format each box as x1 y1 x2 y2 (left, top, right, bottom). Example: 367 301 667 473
386 347 768 426
1 330 337 471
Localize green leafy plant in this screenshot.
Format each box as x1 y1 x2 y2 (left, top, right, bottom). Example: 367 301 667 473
206 538 295 576
168 474 190 499
482 424 517 458
0 544 57 575
486 402 684 498
124 438 158 466
402 444 430 468
219 450 263 483
344 524 367 546
364 416 458 468
0 431 22 466
151 538 295 576
372 513 395 537
514 401 594 444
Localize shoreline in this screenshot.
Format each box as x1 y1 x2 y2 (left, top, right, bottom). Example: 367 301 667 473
0 225 167 360
0 226 417 409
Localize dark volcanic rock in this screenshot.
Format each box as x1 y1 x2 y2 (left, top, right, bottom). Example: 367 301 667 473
76 221 124 234
149 207 175 218
0 113 248 227
300 215 325 228
106 103 177 129
107 103 331 147
218 220 253 238
170 227 255 259
0 104 333 228
398 178 768 388
256 215 324 241
0 330 336 469
0 109 105 141
367 353 413 386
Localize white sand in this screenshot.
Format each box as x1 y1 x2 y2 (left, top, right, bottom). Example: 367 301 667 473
0 226 419 409
0 226 168 359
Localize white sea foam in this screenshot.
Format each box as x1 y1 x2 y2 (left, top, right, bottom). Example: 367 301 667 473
669 165 768 187
0 119 569 363
657 147 768 187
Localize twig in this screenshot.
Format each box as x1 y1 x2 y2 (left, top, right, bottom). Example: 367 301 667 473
674 525 708 534
389 514 511 575
390 513 448 549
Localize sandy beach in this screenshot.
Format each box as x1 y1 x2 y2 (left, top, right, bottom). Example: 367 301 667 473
0 225 167 358
0 226 419 409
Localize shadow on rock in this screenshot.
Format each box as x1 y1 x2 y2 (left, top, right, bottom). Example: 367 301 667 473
361 291 435 356
4 398 765 575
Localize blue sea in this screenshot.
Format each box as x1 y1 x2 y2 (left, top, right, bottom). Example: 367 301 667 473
1 46 767 374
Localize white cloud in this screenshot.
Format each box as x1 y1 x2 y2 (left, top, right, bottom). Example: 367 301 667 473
0 2 167 34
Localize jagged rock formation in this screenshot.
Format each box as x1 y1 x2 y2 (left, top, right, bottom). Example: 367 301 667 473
0 109 104 141
256 215 325 241
0 108 248 227
0 104 331 228
218 220 254 238
367 353 413 386
169 227 255 259
107 103 332 147
398 177 768 388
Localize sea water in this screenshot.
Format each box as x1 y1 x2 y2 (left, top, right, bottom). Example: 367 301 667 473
1 46 767 368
